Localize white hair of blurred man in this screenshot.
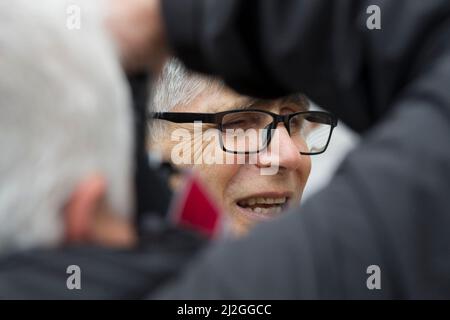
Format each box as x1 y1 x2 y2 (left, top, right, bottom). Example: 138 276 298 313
0 0 133 253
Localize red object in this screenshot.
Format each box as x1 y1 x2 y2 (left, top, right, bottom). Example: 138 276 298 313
169 174 222 239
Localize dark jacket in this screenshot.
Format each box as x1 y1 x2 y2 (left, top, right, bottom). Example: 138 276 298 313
0 222 205 299
154 0 450 298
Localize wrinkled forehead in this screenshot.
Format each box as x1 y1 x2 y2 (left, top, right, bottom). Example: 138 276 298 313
173 86 309 114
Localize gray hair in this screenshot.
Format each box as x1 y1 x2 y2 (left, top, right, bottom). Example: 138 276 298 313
0 0 133 254
148 59 224 143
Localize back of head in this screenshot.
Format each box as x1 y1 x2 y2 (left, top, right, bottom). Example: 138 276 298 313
0 0 133 254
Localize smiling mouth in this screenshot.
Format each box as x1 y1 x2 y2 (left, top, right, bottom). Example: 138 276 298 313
236 196 290 220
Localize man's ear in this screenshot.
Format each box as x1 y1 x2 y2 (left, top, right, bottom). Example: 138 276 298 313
63 174 106 244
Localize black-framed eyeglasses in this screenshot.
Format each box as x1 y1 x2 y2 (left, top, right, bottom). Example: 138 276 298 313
150 109 338 155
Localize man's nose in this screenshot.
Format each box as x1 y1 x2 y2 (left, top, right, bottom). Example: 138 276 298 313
256 123 303 171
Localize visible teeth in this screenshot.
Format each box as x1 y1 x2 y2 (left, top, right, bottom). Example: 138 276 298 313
249 206 282 215
272 197 286 204
239 197 287 206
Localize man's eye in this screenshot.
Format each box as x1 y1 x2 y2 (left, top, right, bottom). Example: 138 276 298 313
290 118 304 131
222 119 248 130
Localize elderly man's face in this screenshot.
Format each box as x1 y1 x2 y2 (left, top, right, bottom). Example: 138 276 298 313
152 88 311 236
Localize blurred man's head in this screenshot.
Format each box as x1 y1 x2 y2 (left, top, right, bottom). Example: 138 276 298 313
149 60 315 236
0 0 135 254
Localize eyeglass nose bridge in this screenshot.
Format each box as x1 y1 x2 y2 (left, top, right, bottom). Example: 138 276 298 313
262 114 292 153
270 114 292 136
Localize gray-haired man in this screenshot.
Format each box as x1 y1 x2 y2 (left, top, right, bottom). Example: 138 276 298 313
0 0 203 299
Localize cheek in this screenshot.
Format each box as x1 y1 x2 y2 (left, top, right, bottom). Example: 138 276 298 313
194 164 239 198
194 163 240 206
298 155 312 191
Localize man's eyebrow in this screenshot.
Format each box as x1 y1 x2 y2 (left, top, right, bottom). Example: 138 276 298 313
236 95 310 112
279 94 309 111
231 98 260 110
210 98 258 112
212 94 309 112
